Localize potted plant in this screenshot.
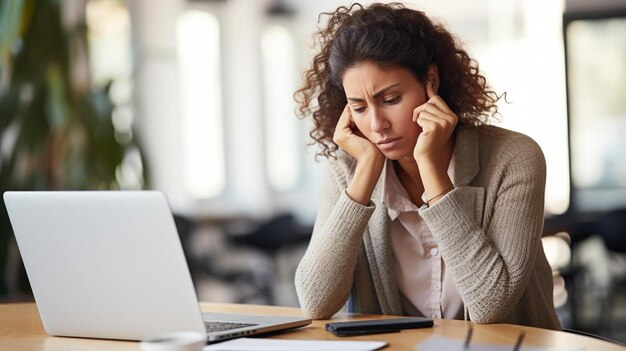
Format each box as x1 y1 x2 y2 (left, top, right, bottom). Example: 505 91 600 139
0 0 147 298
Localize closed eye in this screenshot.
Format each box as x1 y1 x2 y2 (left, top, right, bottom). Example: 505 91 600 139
352 106 366 113
384 96 400 104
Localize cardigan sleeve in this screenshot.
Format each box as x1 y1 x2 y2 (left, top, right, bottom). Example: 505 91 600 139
294 153 376 319
419 135 547 323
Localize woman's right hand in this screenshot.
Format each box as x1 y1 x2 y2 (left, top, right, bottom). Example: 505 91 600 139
333 104 384 164
333 104 385 205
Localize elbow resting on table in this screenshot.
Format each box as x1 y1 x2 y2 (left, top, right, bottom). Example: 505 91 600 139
294 271 335 320
468 315 503 324
295 281 340 320
466 306 511 325
300 304 335 320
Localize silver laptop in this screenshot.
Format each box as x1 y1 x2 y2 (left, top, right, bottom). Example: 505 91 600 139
3 191 311 342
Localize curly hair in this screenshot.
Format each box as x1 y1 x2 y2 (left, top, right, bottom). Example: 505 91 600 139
294 2 503 159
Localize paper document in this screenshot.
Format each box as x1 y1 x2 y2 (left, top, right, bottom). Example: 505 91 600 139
203 337 387 351
417 335 585 351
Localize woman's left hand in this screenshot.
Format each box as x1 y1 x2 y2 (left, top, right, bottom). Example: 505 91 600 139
412 81 458 167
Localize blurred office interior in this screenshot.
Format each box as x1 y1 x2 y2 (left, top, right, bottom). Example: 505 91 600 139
1 0 625 342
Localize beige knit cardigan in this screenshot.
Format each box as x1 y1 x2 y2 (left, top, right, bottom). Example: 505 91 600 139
295 124 561 330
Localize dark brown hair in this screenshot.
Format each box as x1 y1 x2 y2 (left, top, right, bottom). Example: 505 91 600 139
294 2 502 159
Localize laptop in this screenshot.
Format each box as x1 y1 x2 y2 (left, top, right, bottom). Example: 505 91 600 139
3 191 311 342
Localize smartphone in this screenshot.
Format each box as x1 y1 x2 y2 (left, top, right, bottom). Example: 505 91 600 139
325 317 434 337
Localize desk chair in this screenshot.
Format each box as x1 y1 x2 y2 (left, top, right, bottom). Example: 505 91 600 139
227 213 312 305
543 233 626 345
566 211 626 343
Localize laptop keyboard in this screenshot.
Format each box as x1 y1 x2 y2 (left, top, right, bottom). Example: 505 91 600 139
204 321 259 333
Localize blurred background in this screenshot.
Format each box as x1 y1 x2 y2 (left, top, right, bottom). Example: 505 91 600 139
1 0 625 342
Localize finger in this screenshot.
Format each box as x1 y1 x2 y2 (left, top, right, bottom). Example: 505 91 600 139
414 111 440 129
414 118 437 137
345 110 362 135
334 106 352 144
426 80 437 99
415 111 453 132
428 95 455 116
337 104 350 123
412 103 456 126
425 81 456 115
348 111 358 130
412 103 439 122
336 104 353 130
412 103 443 122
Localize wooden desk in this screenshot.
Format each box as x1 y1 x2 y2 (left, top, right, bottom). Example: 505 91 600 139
0 302 623 351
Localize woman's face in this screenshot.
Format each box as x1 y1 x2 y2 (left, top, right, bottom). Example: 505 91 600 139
342 60 428 160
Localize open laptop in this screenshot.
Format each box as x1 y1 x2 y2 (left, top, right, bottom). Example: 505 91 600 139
3 191 311 343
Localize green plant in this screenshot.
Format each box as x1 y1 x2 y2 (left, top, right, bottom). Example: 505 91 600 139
0 0 146 297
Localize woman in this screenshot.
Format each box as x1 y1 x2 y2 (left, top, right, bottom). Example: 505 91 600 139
294 2 561 330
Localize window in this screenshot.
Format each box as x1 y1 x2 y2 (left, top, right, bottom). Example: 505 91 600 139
460 0 570 215
566 17 626 212
176 10 225 198
261 24 300 192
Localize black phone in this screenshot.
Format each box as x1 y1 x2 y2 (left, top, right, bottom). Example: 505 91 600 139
325 317 434 337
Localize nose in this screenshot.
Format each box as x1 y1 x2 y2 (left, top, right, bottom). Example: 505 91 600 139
369 108 390 133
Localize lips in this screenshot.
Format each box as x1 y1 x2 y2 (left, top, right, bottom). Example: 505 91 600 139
377 137 401 145
376 137 402 150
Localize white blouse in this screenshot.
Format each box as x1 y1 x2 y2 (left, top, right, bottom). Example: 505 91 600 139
383 159 464 319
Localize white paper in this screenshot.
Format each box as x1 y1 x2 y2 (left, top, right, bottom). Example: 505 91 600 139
203 337 387 351
416 335 586 351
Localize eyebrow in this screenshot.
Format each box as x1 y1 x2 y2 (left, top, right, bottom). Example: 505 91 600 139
346 83 400 102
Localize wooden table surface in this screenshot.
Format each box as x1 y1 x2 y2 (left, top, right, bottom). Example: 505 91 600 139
0 302 624 351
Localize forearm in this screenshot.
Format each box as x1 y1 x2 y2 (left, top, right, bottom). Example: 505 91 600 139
416 159 453 205
414 132 456 206
420 183 544 323
420 189 516 322
346 156 384 205
296 188 375 319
